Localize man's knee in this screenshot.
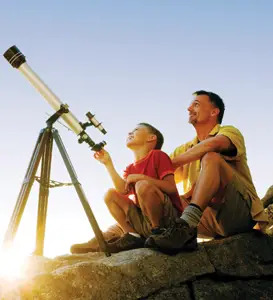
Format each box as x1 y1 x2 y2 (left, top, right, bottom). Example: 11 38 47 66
104 188 118 206
201 152 222 166
201 152 234 185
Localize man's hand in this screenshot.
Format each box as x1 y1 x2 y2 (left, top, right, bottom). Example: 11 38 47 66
94 149 112 166
172 159 183 170
125 174 148 192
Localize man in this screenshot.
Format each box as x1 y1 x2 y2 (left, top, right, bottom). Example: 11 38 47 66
145 90 268 254
71 123 183 253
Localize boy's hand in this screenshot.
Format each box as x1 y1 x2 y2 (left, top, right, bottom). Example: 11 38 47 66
125 174 148 192
94 149 112 166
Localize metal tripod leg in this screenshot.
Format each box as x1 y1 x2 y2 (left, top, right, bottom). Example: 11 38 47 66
34 130 53 256
52 129 110 256
3 128 50 247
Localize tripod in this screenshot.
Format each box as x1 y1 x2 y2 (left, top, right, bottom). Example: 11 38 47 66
3 110 110 256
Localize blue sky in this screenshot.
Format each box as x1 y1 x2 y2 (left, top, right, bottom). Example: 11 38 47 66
0 1 272 257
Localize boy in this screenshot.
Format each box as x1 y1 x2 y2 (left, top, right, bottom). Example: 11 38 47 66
71 123 182 253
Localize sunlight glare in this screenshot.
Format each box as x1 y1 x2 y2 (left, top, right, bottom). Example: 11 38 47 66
0 248 29 281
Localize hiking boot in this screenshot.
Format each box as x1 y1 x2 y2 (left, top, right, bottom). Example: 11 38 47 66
151 227 167 235
107 233 145 253
144 218 197 254
70 236 119 254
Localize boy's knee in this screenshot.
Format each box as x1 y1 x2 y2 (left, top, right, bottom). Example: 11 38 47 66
104 188 117 206
135 180 155 198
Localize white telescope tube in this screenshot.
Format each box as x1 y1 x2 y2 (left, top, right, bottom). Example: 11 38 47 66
4 46 83 135
19 63 83 135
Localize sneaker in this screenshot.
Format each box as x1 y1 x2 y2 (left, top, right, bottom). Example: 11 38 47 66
144 218 197 254
107 233 145 253
70 236 119 254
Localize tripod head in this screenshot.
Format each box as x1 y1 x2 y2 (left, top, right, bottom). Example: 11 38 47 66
4 45 106 152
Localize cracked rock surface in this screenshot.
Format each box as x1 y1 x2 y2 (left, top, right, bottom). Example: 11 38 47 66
0 231 272 300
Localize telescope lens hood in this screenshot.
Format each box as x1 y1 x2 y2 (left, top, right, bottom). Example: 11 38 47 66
4 45 26 68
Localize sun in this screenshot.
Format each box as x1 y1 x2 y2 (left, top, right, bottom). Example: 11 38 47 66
0 248 28 281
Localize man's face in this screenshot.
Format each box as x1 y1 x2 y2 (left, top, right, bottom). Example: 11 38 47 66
126 125 154 149
187 94 218 125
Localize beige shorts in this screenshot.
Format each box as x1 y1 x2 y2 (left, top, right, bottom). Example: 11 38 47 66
182 174 256 238
126 195 180 238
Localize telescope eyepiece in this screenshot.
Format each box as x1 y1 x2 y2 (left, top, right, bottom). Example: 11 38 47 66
4 45 26 68
86 112 107 135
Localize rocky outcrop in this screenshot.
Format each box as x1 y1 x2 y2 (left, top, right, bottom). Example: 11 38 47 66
262 185 273 208
1 186 272 300
0 230 273 300
262 185 273 236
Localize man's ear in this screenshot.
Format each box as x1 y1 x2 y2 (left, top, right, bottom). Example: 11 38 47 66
211 107 220 118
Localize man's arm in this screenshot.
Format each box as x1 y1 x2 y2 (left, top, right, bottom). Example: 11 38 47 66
94 149 127 194
125 174 178 194
172 135 235 169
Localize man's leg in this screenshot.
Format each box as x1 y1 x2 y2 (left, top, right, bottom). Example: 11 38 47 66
104 188 135 233
191 152 233 210
180 152 233 229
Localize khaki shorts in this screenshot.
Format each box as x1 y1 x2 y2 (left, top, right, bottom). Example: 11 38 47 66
126 195 180 238
182 174 256 238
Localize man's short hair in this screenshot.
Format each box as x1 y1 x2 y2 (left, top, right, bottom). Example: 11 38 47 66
193 90 225 124
138 123 164 150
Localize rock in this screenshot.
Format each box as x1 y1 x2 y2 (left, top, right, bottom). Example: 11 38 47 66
264 204 273 236
145 285 191 299
203 230 273 277
20 246 214 300
261 185 273 208
0 231 272 300
193 279 273 300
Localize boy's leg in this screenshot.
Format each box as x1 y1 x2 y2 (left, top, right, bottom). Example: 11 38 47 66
125 180 179 238
70 223 124 254
104 188 136 234
76 182 178 253
135 180 166 229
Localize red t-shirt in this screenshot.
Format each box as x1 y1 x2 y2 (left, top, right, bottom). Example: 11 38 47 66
123 150 183 213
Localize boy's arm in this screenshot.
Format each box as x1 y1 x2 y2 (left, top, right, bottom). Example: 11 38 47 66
125 174 177 194
94 150 127 194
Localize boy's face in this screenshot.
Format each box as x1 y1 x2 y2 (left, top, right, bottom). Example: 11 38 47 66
126 125 156 149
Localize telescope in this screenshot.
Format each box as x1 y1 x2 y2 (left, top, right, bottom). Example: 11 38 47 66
2 45 110 256
4 45 106 151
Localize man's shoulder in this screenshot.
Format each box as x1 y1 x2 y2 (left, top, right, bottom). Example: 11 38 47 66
217 125 246 156
218 125 244 137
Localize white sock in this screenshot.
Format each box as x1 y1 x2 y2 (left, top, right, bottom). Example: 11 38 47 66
128 232 141 238
181 204 203 228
